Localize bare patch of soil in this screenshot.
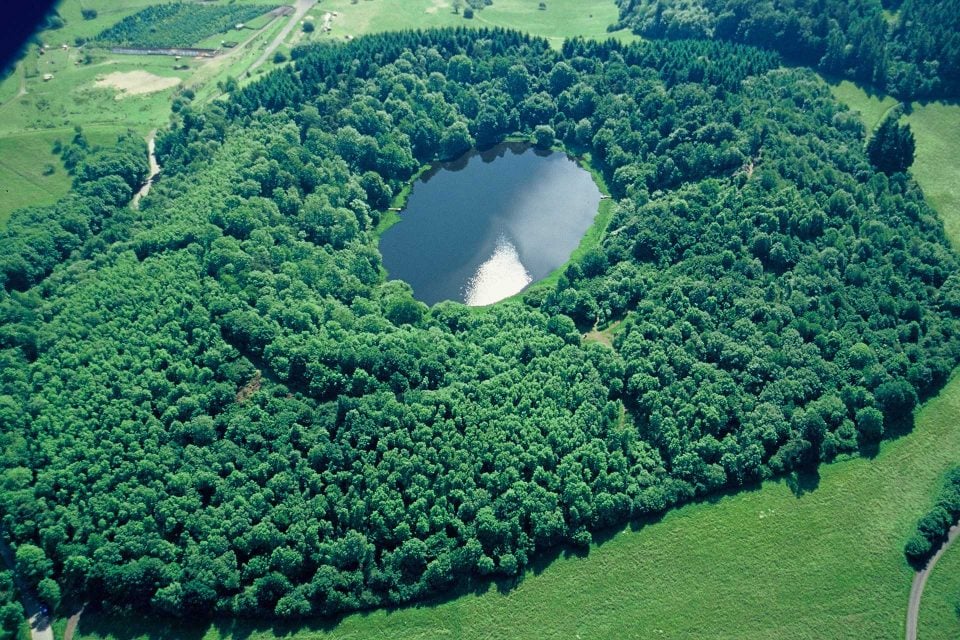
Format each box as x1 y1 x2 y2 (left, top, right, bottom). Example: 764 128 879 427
94 71 181 98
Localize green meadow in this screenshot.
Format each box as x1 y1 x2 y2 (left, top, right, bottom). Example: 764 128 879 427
906 102 960 253
301 0 634 49
829 80 900 132
0 131 71 224
0 128 117 223
920 542 960 639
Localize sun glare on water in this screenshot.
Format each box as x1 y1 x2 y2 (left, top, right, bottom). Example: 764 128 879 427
464 237 532 306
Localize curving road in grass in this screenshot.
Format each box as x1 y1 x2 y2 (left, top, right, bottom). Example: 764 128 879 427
906 523 960 640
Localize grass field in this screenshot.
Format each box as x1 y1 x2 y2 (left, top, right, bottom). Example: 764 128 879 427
905 102 960 253
0 127 118 224
0 50 187 136
0 65 22 105
299 0 633 49
829 80 900 132
0 131 70 224
919 542 960 639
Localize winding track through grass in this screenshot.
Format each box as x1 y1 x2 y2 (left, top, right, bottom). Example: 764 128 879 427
919 535 960 638
907 524 960 640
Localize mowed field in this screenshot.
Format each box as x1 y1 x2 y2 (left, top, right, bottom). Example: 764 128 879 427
920 541 960 639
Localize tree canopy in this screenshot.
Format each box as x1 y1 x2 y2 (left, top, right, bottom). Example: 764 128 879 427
614 0 960 100
0 28 957 620
867 112 916 175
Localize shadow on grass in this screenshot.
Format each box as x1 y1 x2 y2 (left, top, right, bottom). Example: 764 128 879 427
785 467 820 497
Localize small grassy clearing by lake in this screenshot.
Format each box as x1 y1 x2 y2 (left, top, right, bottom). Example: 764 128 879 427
582 319 622 347
919 541 960 639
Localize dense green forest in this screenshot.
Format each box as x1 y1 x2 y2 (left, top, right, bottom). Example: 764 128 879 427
613 0 960 100
0 567 21 640
0 27 958 620
93 4 278 48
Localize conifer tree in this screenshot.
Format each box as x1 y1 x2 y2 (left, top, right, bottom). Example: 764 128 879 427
867 114 916 174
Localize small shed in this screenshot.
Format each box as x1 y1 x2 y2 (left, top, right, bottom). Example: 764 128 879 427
42 73 54 81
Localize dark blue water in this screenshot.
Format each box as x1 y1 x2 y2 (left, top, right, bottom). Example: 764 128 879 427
379 143 602 306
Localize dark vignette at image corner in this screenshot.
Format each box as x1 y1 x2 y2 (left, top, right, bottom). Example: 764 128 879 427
1 2 60 71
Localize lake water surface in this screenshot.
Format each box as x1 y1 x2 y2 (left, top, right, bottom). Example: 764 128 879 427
379 143 602 306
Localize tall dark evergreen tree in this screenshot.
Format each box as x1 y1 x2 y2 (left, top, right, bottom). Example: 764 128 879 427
867 114 916 175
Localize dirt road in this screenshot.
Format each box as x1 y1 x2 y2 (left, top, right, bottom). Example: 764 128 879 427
62 608 83 640
131 131 159 210
249 0 317 73
906 522 960 640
